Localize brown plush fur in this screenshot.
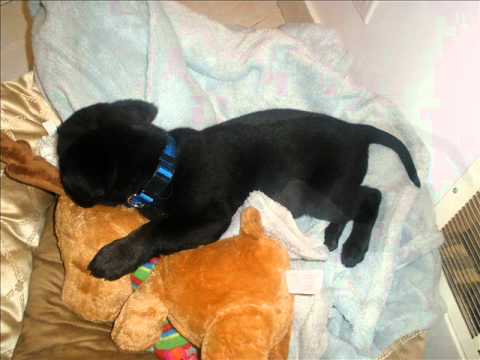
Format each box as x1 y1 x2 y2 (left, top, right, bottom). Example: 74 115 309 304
56 197 147 321
1 133 293 359
0 133 63 195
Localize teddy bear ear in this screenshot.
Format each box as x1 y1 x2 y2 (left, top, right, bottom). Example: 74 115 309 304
240 207 265 238
0 132 64 195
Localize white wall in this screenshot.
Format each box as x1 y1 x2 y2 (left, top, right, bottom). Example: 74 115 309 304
306 1 480 204
0 1 32 82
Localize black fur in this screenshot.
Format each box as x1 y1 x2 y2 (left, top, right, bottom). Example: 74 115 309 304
57 100 420 280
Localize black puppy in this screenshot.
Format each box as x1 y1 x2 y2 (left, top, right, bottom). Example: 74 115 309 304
57 100 420 280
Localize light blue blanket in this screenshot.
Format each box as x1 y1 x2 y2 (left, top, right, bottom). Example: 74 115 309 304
29 1 445 358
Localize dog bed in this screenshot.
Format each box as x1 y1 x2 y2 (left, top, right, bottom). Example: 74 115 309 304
2 1 441 359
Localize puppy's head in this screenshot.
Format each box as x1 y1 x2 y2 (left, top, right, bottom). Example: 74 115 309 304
57 100 167 208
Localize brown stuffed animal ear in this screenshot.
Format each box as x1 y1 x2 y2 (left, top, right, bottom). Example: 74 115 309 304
0 132 64 195
240 207 265 238
112 270 168 352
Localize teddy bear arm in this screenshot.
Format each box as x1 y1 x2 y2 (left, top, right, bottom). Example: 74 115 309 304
111 286 168 352
202 305 278 360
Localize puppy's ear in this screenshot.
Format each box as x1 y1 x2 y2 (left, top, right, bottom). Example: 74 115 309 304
112 100 158 123
57 103 108 158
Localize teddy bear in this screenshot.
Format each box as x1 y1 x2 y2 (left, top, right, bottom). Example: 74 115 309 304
0 132 293 359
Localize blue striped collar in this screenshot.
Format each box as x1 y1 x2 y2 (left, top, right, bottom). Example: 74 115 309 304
127 135 176 208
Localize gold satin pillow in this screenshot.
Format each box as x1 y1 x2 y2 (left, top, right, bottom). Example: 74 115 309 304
1 72 58 359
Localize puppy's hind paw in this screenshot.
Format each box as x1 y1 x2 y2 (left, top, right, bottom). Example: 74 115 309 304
324 222 346 251
340 241 367 268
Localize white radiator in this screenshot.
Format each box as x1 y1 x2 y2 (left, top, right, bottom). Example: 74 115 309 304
436 159 480 359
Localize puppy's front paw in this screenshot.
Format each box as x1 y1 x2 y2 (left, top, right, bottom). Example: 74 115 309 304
88 237 145 281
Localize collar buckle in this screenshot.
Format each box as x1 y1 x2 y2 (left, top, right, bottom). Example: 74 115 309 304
126 135 176 208
127 193 147 208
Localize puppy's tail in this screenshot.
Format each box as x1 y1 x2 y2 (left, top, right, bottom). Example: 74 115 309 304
362 125 421 187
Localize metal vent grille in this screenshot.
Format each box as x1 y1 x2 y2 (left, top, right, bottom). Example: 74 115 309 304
440 191 480 338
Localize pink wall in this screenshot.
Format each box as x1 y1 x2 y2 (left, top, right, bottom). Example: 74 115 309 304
307 1 480 203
